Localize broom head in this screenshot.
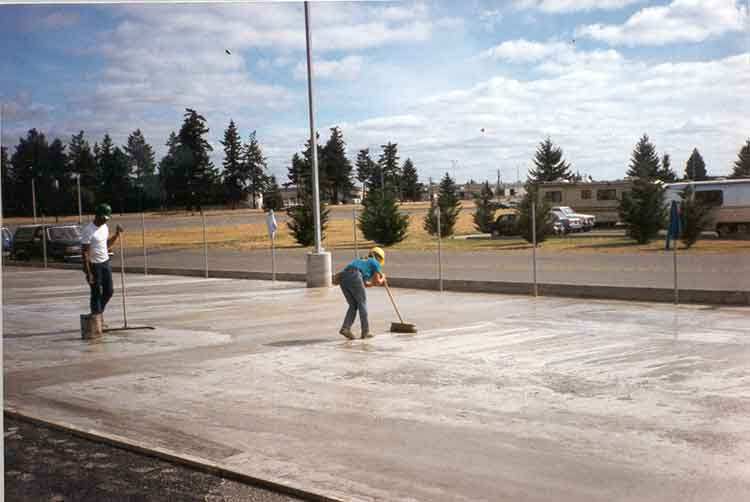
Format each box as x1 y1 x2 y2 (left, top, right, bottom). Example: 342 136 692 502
390 322 417 334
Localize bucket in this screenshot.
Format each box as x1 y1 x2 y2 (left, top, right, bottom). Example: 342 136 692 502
80 313 103 339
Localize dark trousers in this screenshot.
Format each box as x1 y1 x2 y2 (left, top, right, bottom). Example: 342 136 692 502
340 267 369 333
90 260 113 315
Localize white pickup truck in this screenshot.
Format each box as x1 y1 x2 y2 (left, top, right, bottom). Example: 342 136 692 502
552 206 596 231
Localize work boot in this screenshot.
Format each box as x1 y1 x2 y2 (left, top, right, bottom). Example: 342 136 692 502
361 331 374 339
339 328 354 340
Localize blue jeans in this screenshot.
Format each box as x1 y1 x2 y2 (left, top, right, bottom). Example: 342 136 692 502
89 260 113 315
340 267 368 334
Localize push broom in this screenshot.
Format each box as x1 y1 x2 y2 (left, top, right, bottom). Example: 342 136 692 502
383 280 417 333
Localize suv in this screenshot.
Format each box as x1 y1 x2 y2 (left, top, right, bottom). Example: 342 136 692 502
491 212 520 237
550 209 583 234
2 227 12 257
552 206 595 231
12 224 83 262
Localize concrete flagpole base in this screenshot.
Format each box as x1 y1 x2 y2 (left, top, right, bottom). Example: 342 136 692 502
306 251 332 288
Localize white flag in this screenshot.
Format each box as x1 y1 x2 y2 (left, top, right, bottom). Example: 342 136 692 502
266 210 278 238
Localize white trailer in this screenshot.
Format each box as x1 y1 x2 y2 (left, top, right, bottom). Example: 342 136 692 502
665 179 750 237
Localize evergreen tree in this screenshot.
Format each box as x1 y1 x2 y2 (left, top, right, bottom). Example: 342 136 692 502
620 136 666 244
221 120 244 209
472 181 496 233
378 142 401 196
158 132 184 209
684 148 707 181
263 175 284 211
124 129 156 181
656 153 678 183
730 139 750 179
321 126 353 204
286 152 310 194
10 128 50 216
286 193 329 247
68 131 97 212
680 185 710 249
358 190 409 246
1 146 18 215
178 108 216 211
627 134 660 179
355 148 377 197
401 158 420 201
47 138 68 218
244 132 269 209
423 173 461 237
96 134 130 213
528 137 571 182
517 185 552 244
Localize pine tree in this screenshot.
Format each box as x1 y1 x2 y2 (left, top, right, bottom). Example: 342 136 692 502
472 181 496 233
178 108 216 211
517 185 552 244
244 133 269 209
221 120 244 209
96 134 130 213
378 142 401 196
321 126 353 204
48 138 68 218
401 158 420 202
1 146 16 215
11 129 51 216
286 152 310 196
620 136 666 243
358 190 409 246
355 148 377 197
158 131 184 209
627 134 660 179
423 173 461 237
263 176 284 211
68 131 97 212
286 193 330 247
528 137 571 182
684 148 707 181
730 139 750 179
124 129 156 181
656 153 677 183
680 185 710 249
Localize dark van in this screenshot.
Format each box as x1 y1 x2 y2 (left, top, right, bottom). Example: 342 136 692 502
12 224 83 262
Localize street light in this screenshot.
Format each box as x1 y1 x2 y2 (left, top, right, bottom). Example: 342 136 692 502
75 173 82 225
303 1 332 288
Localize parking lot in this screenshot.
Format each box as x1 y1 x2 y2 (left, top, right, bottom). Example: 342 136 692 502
4 266 750 501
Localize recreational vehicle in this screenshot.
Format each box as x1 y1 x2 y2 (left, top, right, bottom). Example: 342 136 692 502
665 179 750 238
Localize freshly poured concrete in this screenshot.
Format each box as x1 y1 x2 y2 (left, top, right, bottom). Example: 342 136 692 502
3 266 750 501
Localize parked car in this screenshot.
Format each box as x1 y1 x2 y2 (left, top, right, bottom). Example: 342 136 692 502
552 206 595 231
550 209 583 233
492 212 520 237
2 227 12 257
12 224 83 262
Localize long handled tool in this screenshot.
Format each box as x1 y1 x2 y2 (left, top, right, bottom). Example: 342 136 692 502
105 228 154 333
383 280 417 334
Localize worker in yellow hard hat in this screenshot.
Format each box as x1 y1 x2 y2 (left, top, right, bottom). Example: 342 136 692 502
336 247 386 340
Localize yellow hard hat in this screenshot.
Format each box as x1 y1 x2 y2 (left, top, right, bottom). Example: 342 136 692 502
370 246 385 264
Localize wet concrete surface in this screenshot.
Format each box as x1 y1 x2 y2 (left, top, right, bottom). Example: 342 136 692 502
4 267 750 501
4 416 301 502
119 245 750 291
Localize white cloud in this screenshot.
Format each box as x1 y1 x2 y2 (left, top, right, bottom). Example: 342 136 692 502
514 0 644 13
478 39 572 63
576 0 748 46
293 56 364 81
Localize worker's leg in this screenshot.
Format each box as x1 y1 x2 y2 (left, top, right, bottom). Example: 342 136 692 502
89 264 103 314
100 260 114 312
349 273 369 335
340 272 358 331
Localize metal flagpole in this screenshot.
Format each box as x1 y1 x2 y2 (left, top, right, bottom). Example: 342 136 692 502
77 175 82 225
41 214 47 269
304 1 323 255
436 198 443 293
32 177 37 223
352 204 358 259
531 192 538 297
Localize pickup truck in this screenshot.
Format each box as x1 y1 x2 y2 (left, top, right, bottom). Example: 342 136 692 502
552 206 595 231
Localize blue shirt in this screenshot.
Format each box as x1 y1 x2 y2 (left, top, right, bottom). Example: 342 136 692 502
347 257 382 281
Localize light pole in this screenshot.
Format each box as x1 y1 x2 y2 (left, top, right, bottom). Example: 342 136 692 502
76 173 82 225
31 175 37 223
303 1 332 288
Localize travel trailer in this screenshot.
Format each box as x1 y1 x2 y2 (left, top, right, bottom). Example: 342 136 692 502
665 179 750 237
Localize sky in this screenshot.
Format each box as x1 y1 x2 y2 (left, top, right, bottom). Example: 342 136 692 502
1 0 748 184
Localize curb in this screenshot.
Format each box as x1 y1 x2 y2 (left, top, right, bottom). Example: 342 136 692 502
4 408 342 502
5 261 749 306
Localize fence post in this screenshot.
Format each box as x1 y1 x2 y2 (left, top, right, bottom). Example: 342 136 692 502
531 195 538 298
352 204 358 259
437 203 443 293
202 210 208 279
119 233 128 328
673 245 679 304
141 212 148 276
271 233 276 283
41 215 47 269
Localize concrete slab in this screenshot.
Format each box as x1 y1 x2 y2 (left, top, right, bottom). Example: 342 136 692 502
3 266 750 501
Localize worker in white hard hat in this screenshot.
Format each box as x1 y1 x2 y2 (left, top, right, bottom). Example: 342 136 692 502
337 247 386 340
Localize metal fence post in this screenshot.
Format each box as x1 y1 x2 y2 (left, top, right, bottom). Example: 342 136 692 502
271 232 276 283
41 215 47 269
531 194 538 298
202 210 208 279
352 204 358 259
673 246 679 304
141 212 148 275
32 178 37 223
119 234 128 329
437 203 443 293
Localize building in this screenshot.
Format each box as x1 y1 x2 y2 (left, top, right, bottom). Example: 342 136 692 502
538 180 633 226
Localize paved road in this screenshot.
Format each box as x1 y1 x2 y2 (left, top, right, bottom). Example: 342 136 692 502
116 245 750 291
4 268 750 501
4 417 301 502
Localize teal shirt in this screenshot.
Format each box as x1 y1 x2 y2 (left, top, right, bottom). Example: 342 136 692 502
348 257 382 281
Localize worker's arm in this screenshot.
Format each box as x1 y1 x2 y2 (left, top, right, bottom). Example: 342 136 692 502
107 225 123 249
82 244 93 285
366 271 385 288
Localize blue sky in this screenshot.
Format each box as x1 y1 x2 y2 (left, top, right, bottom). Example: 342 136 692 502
1 0 748 184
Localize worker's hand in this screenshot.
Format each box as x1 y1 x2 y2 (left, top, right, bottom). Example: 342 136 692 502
86 272 95 286
116 224 124 234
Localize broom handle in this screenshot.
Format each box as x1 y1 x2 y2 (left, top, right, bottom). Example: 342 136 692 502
383 280 405 324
